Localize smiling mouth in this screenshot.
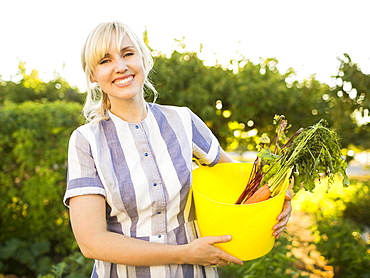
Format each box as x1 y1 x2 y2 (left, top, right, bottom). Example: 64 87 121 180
114 76 133 85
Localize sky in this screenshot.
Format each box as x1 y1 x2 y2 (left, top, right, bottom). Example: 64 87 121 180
1 0 369 91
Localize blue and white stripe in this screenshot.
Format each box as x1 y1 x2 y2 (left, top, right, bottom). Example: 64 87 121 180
64 103 220 278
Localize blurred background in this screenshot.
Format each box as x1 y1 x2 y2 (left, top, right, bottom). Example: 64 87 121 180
1 0 369 277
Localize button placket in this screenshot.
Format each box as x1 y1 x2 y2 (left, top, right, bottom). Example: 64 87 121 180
151 180 167 235
133 124 151 158
131 121 168 236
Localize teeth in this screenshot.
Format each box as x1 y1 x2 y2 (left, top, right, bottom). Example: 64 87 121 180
114 76 133 85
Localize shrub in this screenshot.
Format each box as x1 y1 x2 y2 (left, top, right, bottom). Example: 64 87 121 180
313 214 370 277
218 235 308 278
342 181 370 228
295 178 370 278
38 252 94 278
0 101 83 276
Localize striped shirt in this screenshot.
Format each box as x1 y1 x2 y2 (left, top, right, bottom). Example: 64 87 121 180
64 103 221 278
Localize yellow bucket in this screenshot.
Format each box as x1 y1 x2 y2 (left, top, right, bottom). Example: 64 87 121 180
192 162 290 261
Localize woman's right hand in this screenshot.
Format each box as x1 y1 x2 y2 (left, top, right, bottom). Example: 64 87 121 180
182 235 243 267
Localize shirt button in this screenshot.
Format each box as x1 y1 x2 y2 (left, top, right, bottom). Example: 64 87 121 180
158 235 162 238
135 125 139 129
144 153 149 157
153 183 157 186
157 211 161 214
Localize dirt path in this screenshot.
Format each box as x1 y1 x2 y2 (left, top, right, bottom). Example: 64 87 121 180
287 210 334 278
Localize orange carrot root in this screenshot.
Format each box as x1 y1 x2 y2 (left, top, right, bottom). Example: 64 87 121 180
243 184 271 204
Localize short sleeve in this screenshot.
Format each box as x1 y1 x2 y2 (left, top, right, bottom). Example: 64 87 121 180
189 109 220 166
63 129 106 206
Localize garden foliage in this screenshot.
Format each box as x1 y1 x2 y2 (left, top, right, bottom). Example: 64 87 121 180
296 179 370 278
0 48 369 276
218 235 309 278
0 101 84 276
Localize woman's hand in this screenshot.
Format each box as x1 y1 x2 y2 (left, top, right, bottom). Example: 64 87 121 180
182 235 243 267
272 190 292 239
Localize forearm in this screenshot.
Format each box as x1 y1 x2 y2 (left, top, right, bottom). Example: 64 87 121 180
79 231 186 266
70 195 186 266
218 148 239 163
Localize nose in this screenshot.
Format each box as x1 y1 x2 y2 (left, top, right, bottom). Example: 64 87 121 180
115 57 128 73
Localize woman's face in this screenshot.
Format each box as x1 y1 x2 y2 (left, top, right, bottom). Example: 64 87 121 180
91 33 146 106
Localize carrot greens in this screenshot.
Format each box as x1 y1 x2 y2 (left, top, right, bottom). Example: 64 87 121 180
236 115 349 204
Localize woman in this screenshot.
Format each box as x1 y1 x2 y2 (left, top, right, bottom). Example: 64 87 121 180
64 21 292 278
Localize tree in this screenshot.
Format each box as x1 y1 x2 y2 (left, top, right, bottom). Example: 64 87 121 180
327 54 370 148
0 62 85 104
226 58 328 150
152 49 332 151
152 50 238 148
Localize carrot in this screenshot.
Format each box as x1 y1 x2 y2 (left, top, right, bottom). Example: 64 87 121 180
243 184 271 204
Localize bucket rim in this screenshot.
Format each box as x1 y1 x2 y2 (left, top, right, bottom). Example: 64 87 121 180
191 165 291 206
191 182 285 206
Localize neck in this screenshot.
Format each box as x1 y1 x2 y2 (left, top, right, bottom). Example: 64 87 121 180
110 100 147 123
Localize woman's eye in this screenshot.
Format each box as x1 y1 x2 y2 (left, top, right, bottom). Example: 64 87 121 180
123 52 134 58
99 59 109 65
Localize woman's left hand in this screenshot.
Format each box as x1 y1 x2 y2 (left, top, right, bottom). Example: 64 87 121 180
272 190 292 239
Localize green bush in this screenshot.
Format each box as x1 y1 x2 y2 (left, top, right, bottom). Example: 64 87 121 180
295 178 370 278
218 235 308 278
0 101 83 276
313 215 370 277
311 181 370 277
0 238 52 275
38 252 94 278
342 181 370 228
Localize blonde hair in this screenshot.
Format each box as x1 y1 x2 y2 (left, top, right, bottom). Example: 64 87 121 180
81 21 157 122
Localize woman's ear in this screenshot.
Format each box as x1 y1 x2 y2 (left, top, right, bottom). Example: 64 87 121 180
90 73 97 83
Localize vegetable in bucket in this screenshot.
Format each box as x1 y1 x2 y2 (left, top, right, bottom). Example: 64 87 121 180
192 115 349 260
236 115 350 205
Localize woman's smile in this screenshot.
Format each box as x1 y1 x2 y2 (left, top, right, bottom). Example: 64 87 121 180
113 75 134 86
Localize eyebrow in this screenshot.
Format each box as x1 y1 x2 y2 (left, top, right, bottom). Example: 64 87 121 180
120 45 135 53
102 46 135 58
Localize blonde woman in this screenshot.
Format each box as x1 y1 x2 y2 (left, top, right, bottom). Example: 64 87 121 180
64 21 292 278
